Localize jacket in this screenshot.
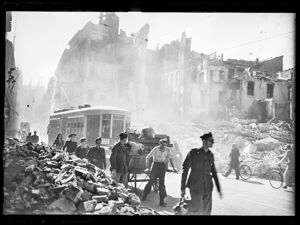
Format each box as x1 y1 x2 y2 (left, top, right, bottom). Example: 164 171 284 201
63 140 77 154
109 142 130 173
181 147 221 194
75 145 89 159
229 148 240 166
87 146 106 170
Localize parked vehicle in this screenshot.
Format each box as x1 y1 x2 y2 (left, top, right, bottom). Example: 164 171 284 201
48 105 131 147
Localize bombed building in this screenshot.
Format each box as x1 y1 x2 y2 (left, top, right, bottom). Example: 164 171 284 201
54 13 149 122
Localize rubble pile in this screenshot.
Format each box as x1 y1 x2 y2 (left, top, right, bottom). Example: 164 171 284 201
3 138 159 215
149 118 293 178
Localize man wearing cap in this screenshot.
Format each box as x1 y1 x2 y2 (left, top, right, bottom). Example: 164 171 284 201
142 138 178 207
63 134 77 154
109 132 130 187
181 132 222 215
87 137 106 170
75 137 89 159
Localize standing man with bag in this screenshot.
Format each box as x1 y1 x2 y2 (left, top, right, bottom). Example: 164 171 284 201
110 132 130 188
180 132 222 215
142 138 177 207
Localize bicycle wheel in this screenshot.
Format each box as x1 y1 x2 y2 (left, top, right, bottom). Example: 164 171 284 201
239 165 252 180
269 170 283 189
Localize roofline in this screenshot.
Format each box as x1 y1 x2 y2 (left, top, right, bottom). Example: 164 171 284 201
50 106 130 117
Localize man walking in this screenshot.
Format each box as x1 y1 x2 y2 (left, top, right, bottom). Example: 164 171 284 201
181 132 222 215
110 132 130 188
63 133 77 154
142 138 177 207
87 137 106 170
223 143 240 180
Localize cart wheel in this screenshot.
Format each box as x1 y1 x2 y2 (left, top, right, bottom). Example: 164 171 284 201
152 178 159 192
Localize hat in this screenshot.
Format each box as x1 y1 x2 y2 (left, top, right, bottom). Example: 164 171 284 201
200 132 213 140
119 132 128 140
68 133 76 138
95 137 102 142
80 137 87 142
159 138 167 144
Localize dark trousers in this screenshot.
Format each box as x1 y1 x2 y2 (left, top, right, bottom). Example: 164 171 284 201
224 163 240 179
188 190 212 215
143 162 167 201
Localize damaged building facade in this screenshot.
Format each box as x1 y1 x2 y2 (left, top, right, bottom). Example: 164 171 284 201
53 13 294 124
187 54 294 123
54 13 149 122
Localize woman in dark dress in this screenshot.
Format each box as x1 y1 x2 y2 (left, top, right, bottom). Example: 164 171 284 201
52 133 65 150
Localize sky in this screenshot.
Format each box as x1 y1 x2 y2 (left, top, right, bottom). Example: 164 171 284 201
7 12 295 86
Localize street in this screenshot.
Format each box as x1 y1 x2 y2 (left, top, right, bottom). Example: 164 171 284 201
135 172 295 215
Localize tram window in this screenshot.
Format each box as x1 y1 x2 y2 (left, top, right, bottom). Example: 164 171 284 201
101 120 111 138
102 114 111 120
112 119 124 139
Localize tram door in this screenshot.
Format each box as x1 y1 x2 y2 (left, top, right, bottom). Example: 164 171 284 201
86 115 100 146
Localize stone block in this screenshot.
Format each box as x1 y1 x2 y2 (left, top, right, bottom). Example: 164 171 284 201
92 195 109 203
49 198 77 213
83 200 97 212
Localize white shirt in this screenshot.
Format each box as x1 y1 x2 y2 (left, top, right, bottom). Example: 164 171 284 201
146 146 173 164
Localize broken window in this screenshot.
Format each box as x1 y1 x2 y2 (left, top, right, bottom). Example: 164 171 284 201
247 81 254 96
266 83 274 98
228 69 235 79
219 70 225 81
210 70 214 82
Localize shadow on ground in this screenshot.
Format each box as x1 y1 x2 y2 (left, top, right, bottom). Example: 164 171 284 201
224 176 265 185
134 189 179 214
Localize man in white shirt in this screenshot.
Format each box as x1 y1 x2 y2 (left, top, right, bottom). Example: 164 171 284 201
141 138 177 207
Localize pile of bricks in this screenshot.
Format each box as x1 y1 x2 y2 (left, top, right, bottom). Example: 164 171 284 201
3 138 159 215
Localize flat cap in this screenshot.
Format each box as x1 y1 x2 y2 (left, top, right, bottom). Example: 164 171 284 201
200 132 213 140
119 132 128 140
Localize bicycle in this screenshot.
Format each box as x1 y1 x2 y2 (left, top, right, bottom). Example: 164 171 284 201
268 163 294 190
222 160 253 180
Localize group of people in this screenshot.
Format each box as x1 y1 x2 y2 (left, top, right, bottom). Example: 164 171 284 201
25 131 39 144
50 130 294 215
52 133 106 170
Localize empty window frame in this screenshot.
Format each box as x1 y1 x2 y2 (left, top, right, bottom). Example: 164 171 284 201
247 81 255 96
266 83 274 98
228 69 235 80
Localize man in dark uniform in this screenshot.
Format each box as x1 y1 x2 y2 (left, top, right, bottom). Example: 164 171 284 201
181 132 222 215
63 134 77 154
142 138 177 207
75 137 89 159
223 143 240 180
109 132 130 188
87 137 106 170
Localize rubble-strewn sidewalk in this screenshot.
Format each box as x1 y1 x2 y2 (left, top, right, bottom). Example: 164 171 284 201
3 138 160 215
